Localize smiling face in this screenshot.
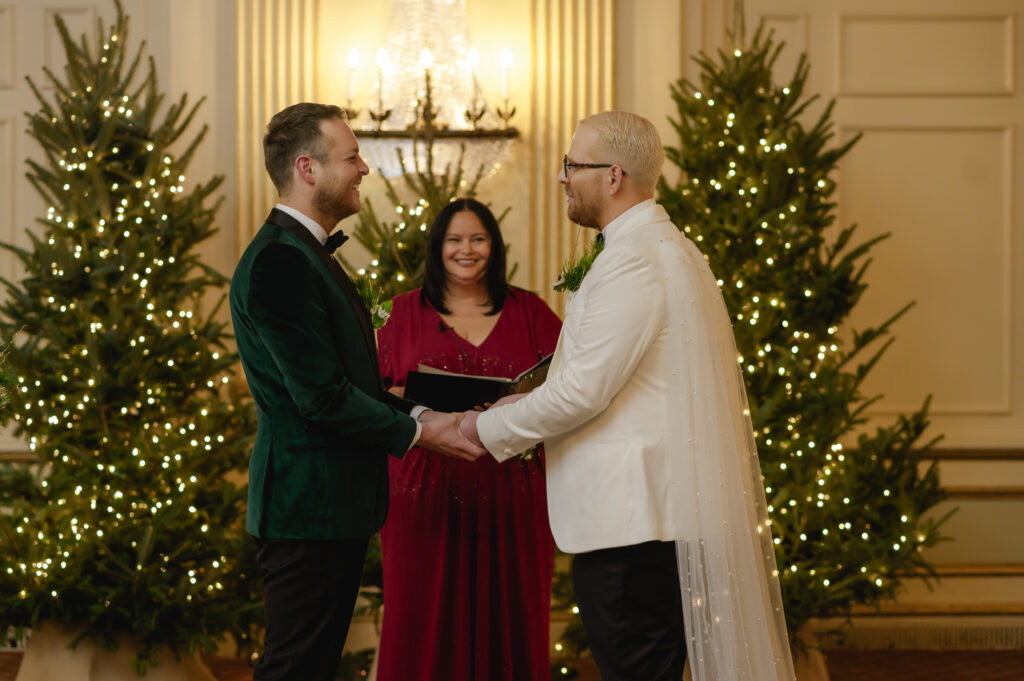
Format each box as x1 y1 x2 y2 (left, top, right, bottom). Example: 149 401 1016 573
311 118 369 225
441 209 492 288
559 124 606 228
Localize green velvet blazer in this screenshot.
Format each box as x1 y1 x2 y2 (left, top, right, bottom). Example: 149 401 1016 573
230 208 417 540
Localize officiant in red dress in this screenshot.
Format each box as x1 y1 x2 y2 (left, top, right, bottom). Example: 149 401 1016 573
375 198 561 681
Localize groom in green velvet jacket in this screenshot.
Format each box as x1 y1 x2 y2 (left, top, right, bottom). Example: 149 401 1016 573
230 103 485 681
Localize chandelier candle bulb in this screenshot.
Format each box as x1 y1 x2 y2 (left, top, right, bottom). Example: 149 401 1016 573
419 48 434 73
346 48 360 103
500 48 512 100
467 48 480 104
370 48 393 130
351 1 518 177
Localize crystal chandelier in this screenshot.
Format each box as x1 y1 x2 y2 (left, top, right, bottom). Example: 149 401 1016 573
343 0 518 179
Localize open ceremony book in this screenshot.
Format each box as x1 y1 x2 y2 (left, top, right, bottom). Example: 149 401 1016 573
404 353 553 412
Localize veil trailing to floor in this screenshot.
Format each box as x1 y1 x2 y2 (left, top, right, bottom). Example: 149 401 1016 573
660 223 796 681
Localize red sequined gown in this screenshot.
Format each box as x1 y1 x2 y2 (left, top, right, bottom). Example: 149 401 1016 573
375 287 562 681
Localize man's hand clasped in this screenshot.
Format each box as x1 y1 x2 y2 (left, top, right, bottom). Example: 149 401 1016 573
416 409 487 461
418 394 530 461
459 392 526 448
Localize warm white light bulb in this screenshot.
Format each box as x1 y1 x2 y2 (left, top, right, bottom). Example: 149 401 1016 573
500 49 513 99
347 48 361 69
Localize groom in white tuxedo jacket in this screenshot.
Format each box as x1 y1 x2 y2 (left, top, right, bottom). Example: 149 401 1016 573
461 111 795 681
462 111 689 680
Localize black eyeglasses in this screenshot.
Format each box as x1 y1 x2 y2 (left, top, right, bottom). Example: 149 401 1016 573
563 154 624 177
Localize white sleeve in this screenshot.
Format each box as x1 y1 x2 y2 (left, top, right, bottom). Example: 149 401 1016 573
477 247 665 459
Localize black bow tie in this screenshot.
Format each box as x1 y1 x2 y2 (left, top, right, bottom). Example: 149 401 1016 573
324 230 350 253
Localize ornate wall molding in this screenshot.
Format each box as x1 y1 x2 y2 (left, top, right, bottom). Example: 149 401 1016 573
525 0 614 303
234 0 317 251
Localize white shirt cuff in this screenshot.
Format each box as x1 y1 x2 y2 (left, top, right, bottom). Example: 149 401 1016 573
407 406 430 450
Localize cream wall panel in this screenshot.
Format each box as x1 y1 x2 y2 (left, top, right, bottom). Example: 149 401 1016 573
932 460 1024 489
922 500 1024 564
747 0 1024 448
614 0 682 169
893 574 1024 609
744 0 1024 622
0 6 13 88
838 15 1014 96
839 126 1011 415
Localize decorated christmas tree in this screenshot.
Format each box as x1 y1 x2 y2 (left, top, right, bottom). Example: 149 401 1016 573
657 25 947 637
0 1 260 670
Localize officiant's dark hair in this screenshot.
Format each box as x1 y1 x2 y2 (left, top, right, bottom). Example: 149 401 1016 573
422 198 507 315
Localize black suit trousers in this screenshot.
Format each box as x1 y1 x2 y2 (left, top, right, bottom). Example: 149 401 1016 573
572 540 687 681
252 536 370 681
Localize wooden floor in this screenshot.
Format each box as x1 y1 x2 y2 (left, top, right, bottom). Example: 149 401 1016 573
3 649 1024 680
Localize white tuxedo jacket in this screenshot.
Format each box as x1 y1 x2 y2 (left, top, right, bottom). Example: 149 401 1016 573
478 200 702 554
478 200 799 680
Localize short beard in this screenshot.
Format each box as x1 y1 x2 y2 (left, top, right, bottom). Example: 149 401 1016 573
568 200 598 229
313 182 354 226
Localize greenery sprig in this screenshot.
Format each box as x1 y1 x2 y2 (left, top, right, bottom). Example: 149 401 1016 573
352 271 393 330
553 235 604 293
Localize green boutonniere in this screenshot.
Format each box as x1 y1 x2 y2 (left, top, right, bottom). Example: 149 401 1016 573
553 234 605 293
353 273 393 330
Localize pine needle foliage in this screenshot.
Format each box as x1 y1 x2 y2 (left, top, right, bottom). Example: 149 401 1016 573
552 236 604 294
657 24 950 638
0 1 261 670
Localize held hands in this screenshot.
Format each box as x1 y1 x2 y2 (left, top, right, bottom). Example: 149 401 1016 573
417 394 529 461
459 393 526 451
458 410 484 449
416 410 487 461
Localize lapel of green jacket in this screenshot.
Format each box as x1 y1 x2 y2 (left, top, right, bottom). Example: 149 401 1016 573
266 208 382 387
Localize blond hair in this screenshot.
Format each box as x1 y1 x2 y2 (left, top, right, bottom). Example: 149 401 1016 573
579 111 664 192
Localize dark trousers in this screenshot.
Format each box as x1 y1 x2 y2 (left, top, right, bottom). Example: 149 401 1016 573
572 540 687 681
253 536 370 681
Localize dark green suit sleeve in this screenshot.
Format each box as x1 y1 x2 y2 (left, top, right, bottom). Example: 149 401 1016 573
382 390 422 415
248 243 415 455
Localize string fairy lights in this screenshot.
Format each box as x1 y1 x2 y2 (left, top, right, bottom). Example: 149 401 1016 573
0 1 262 668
